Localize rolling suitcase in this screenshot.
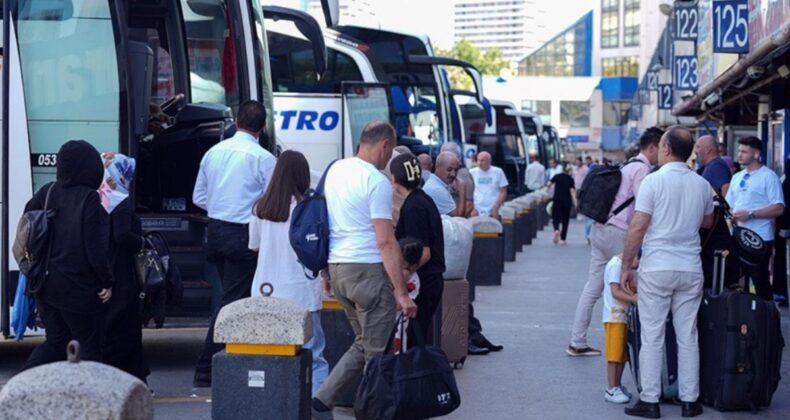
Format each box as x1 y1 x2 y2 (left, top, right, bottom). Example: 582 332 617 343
698 250 785 411
441 279 469 369
626 305 679 401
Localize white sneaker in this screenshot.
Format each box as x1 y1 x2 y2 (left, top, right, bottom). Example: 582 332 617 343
553 231 560 244
605 387 630 404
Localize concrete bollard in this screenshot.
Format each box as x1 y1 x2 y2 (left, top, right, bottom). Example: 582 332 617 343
0 341 153 420
466 216 504 294
499 204 518 262
513 198 533 246
212 284 313 420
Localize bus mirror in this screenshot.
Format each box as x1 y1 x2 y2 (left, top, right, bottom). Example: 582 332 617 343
185 0 225 18
127 41 154 138
18 0 74 20
482 97 493 127
464 67 485 104
262 6 327 79
319 0 340 27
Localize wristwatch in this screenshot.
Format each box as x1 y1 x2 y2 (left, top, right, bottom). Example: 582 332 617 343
747 211 755 220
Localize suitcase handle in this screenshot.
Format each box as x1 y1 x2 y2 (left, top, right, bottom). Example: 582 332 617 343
712 249 729 296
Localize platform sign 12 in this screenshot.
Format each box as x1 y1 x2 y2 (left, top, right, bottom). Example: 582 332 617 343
713 0 749 53
658 84 673 110
674 55 699 90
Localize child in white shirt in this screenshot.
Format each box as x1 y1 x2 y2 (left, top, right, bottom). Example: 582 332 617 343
602 254 638 404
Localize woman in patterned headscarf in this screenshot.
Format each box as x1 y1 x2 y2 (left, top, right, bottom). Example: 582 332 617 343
100 153 150 383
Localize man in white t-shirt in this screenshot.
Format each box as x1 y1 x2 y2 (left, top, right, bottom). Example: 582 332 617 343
725 136 785 300
470 151 509 217
312 121 417 419
620 126 715 419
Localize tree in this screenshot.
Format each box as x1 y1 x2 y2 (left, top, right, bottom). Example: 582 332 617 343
435 39 509 90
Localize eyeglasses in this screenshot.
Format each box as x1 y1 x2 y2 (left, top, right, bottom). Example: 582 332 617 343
739 173 751 189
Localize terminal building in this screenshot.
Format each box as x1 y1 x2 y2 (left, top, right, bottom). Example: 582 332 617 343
486 0 669 160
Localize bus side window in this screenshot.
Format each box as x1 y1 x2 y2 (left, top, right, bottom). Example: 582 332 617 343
147 31 176 104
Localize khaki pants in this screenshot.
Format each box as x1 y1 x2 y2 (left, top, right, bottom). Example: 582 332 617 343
315 263 396 407
570 223 627 348
637 271 703 403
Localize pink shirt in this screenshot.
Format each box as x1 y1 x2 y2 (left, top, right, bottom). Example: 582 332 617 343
607 153 651 231
572 165 589 190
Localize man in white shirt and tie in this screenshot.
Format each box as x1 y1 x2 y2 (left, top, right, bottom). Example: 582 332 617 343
192 100 276 387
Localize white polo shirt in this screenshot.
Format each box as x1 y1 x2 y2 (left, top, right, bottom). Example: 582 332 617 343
635 162 715 273
725 165 785 241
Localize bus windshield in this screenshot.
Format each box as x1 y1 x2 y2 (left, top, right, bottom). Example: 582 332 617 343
333 26 446 145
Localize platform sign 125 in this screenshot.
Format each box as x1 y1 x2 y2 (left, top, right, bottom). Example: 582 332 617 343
713 0 749 53
674 56 699 90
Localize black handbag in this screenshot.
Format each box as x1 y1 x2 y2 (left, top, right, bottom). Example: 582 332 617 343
354 315 461 420
135 237 166 294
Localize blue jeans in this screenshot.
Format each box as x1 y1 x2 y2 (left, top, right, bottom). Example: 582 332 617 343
306 310 329 396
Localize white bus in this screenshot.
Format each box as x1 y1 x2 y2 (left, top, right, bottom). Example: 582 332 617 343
266 2 485 179
0 0 325 336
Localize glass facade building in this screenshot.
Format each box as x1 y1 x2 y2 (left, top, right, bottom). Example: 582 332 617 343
517 11 593 77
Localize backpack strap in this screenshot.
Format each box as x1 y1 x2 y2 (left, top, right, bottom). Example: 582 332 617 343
315 159 340 195
608 158 651 218
610 197 635 218
43 183 55 212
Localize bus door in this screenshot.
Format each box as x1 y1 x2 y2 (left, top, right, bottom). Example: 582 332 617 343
341 82 393 158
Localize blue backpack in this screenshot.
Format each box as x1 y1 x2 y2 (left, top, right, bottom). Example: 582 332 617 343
289 160 338 279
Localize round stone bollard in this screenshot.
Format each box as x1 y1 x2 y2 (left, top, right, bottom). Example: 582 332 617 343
212 284 313 420
0 341 153 420
499 204 518 262
466 216 505 296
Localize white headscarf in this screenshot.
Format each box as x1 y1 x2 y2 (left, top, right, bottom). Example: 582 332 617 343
98 153 136 213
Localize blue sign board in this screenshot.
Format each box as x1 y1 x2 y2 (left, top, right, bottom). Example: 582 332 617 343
658 84 673 109
646 71 658 91
673 2 699 41
712 0 749 53
567 135 589 144
674 55 699 90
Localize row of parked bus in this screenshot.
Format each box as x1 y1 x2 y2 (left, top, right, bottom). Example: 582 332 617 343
0 0 562 334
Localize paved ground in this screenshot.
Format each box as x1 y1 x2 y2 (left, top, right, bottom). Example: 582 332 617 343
1 219 788 419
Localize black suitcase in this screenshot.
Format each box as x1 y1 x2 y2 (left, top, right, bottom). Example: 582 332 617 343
627 305 679 401
698 249 785 411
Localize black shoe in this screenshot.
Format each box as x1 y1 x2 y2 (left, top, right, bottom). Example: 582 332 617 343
473 335 504 352
624 400 660 418
467 343 490 355
193 371 211 388
681 401 703 417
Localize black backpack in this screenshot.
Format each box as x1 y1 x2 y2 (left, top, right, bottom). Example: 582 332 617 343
577 160 647 223
289 160 338 279
13 184 56 294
